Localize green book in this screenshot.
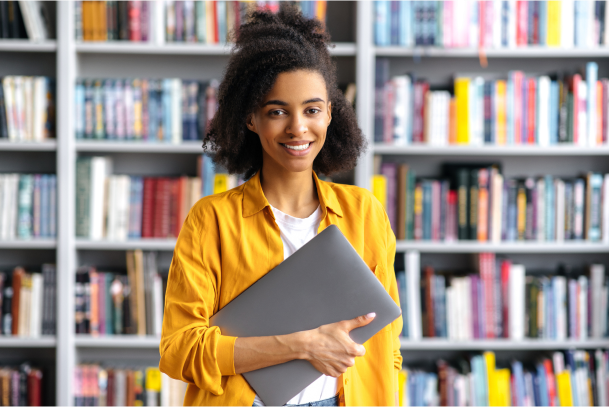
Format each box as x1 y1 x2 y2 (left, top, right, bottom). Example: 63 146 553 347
75 157 92 238
195 1 206 43
457 168 469 240
17 174 33 239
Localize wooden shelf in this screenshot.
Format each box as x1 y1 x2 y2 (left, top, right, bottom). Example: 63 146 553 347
75 335 161 348
75 239 176 251
375 46 609 58
0 239 56 249
395 241 609 253
76 140 203 154
0 40 57 52
400 338 609 350
373 144 609 156
75 41 356 56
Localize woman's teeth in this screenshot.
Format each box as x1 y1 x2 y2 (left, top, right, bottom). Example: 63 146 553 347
282 143 310 151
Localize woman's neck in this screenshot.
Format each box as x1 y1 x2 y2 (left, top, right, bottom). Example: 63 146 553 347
260 163 320 219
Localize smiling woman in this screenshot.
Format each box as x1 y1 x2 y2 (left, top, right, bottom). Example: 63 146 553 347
159 3 403 407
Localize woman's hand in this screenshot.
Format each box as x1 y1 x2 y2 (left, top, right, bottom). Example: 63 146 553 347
301 312 376 377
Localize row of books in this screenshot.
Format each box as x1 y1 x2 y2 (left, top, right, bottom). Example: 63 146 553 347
75 1 327 44
75 156 239 240
1 76 56 142
0 174 57 241
375 61 609 147
74 78 218 142
0 363 43 407
75 251 165 336
0 265 56 338
0 1 50 41
398 350 609 407
375 1 609 49
372 161 609 243
74 365 187 407
398 252 608 341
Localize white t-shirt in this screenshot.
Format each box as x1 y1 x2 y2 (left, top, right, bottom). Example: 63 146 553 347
252 204 339 406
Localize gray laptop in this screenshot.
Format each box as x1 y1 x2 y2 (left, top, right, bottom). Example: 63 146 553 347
209 224 402 406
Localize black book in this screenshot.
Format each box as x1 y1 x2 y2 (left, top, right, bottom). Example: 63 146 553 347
122 276 134 334
0 85 7 139
524 177 535 240
117 1 129 40
7 1 26 39
0 2 9 38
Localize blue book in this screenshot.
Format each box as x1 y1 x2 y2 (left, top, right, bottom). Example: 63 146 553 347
147 79 159 142
587 62 598 146
390 1 400 45
501 1 509 46
202 154 215 197
512 360 526 407
425 1 436 46
162 79 173 143
217 1 227 43
128 176 144 239
413 1 424 46
547 278 555 338
484 82 493 144
506 179 518 241
574 0 587 47
49 175 56 238
399 0 412 46
422 180 432 240
103 79 115 140
374 1 390 46
75 79 85 139
545 175 555 241
434 275 445 337
40 174 49 238
549 81 559 144
539 1 547 45
105 273 114 335
395 271 408 337
536 363 549 406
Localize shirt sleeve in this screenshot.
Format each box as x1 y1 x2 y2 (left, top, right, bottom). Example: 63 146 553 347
385 212 403 397
159 210 237 396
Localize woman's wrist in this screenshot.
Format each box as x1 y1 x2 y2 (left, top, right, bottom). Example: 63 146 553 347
281 330 313 361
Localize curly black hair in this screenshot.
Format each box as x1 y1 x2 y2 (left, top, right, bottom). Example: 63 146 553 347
204 2 366 180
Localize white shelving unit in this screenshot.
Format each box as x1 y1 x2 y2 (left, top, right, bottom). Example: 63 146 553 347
2 2 609 404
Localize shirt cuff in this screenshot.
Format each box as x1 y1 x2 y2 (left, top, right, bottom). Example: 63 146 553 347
217 334 238 376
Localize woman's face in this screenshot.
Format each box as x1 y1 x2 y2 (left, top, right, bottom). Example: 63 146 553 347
246 69 332 174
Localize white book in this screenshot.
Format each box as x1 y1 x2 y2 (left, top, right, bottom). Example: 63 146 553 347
106 177 118 240
405 251 421 340
392 76 410 145
590 264 605 338
553 351 565 374
153 274 163 336
30 273 43 337
171 78 182 144
153 1 165 45
509 264 525 340
577 81 588 147
453 0 468 47
110 175 130 241
507 0 517 48
114 369 126 406
463 277 472 340
468 1 478 48
596 350 607 407
536 178 546 241
18 1 39 41
491 172 503 243
90 157 113 240
469 78 484 146
2 77 16 141
0 176 4 239
22 77 33 141
554 276 567 340
578 276 588 340
602 286 608 338
588 0 597 47
160 373 170 407
13 76 24 141
561 0 575 48
33 77 46 141
537 76 551 146
603 174 609 243
493 0 502 48
555 179 565 242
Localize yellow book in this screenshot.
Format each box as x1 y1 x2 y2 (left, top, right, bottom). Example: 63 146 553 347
372 175 387 209
454 77 470 144
495 368 511 406
495 80 507 145
517 183 526 240
556 371 574 406
546 1 561 46
484 351 498 406
213 174 229 194
398 369 408 406
316 1 327 27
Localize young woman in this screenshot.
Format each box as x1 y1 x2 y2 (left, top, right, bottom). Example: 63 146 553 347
159 5 402 406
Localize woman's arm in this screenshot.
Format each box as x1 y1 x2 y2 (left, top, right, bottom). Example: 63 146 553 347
234 313 375 377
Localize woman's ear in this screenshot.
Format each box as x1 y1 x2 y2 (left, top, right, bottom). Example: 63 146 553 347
246 114 256 133
327 101 332 125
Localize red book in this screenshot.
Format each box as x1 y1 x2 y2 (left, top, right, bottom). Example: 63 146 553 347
478 1 485 48
27 369 42 407
141 178 156 238
512 71 524 144
543 359 558 406
128 1 142 41
480 253 495 339
176 176 189 237
153 178 172 238
437 360 448 406
233 2 241 37
431 181 441 241
527 78 536 144
424 266 435 337
213 1 219 43
516 1 528 46
501 259 511 338
168 179 180 238
572 74 581 144
107 369 115 406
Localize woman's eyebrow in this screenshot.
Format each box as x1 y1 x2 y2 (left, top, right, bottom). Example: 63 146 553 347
261 97 326 107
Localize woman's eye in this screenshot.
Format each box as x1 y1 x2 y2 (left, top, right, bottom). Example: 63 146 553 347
270 110 284 116
307 108 321 114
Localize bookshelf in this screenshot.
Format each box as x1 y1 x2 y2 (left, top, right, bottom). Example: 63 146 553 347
2 1 608 404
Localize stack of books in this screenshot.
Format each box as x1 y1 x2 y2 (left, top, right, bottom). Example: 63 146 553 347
0 1 51 41
376 60 609 147
1 76 56 142
74 78 218 143
397 252 608 341
374 1 608 48
398 349 609 407
372 161 609 243
75 155 240 241
74 365 187 407
75 1 328 44
75 251 164 336
0 363 43 406
0 265 57 337
0 173 57 240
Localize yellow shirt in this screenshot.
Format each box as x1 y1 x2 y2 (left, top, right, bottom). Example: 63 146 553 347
159 170 403 406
